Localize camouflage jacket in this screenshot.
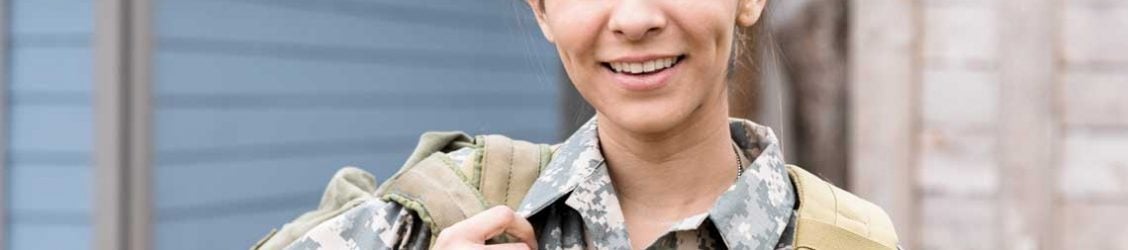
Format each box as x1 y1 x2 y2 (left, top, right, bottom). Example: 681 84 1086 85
283 118 799 249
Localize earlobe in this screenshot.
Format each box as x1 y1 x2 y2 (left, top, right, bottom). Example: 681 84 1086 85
736 0 767 27
536 15 556 43
527 0 556 43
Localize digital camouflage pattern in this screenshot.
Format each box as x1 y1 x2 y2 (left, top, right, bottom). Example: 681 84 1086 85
283 118 798 249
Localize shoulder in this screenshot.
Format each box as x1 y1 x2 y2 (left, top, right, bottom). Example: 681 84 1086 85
785 165 900 250
258 132 556 250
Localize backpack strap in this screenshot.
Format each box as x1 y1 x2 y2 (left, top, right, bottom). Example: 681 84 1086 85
786 165 900 250
376 132 552 240
254 132 552 249
478 135 552 209
381 152 490 234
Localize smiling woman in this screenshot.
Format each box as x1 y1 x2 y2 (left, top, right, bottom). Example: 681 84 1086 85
253 0 900 249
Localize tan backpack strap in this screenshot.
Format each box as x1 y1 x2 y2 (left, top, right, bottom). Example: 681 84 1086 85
478 135 547 209
376 133 550 240
381 152 489 234
786 165 899 250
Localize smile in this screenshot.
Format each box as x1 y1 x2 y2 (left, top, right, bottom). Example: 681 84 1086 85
603 56 683 75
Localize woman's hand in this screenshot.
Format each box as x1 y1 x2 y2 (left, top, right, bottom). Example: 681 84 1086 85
434 206 538 250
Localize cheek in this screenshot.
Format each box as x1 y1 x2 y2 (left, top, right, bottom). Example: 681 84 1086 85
545 5 609 102
679 8 736 78
660 3 732 59
545 5 605 62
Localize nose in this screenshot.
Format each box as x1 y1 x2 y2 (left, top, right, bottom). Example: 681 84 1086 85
608 0 667 41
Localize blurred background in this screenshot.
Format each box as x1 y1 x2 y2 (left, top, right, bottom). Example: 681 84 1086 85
0 0 1125 249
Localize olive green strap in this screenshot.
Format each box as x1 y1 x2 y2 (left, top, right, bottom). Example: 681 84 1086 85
381 152 489 235
787 165 899 250
377 134 549 240
479 135 546 209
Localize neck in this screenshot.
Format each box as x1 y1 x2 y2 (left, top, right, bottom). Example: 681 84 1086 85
597 98 737 219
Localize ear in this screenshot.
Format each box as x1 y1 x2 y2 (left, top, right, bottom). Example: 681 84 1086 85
527 0 556 43
736 0 767 27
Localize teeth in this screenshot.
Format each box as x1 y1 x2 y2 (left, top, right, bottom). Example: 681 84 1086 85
609 56 679 74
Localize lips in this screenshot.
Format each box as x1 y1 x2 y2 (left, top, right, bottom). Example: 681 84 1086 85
606 56 681 74
601 55 685 92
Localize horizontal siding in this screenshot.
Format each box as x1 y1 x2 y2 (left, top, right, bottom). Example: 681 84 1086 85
156 0 547 53
157 37 544 74
8 106 91 151
9 46 91 92
154 51 555 94
7 166 92 213
153 109 555 152
155 209 308 250
150 0 561 249
155 93 556 109
8 0 92 34
153 153 395 212
5 0 94 249
7 224 91 250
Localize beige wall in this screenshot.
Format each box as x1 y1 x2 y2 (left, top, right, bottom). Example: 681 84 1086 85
1056 0 1128 248
851 0 1128 249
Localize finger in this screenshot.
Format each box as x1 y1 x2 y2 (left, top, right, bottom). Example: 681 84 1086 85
455 206 534 248
499 208 537 250
484 243 532 250
444 206 518 240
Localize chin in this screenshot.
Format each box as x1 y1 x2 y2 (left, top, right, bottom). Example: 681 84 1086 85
599 106 692 135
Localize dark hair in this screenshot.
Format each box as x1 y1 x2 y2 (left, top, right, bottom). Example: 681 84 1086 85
731 1 774 82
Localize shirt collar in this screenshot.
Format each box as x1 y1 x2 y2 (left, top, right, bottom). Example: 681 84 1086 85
516 116 604 217
707 119 796 249
517 117 796 249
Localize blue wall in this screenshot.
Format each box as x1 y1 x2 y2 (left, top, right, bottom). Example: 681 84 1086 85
4 0 94 249
0 1 560 249
150 0 560 249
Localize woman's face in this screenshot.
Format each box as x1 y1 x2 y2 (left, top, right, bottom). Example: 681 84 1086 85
530 0 766 134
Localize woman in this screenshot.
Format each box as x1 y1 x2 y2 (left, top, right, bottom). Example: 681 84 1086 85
257 0 897 249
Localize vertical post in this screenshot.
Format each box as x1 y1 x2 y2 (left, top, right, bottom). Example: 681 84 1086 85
0 0 9 248
93 0 128 248
849 0 919 247
128 0 153 249
997 0 1059 248
94 0 151 249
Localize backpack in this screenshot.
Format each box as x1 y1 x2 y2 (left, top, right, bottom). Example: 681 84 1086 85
253 132 899 249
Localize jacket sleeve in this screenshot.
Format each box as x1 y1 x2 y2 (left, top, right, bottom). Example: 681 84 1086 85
252 167 431 250
282 199 431 250
255 144 483 250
